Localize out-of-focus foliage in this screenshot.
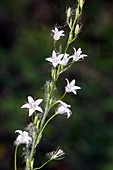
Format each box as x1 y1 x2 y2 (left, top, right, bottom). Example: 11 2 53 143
0 0 113 170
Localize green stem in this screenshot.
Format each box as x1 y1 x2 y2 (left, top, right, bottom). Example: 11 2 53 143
59 60 74 74
50 91 66 109
65 3 80 53
14 145 18 170
59 91 66 101
28 113 58 170
33 159 51 170
39 112 58 137
40 79 56 129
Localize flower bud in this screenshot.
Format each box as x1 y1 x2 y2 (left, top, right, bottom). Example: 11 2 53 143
75 24 80 35
26 158 30 168
66 7 71 19
30 159 34 169
34 116 38 125
36 120 40 129
79 0 84 9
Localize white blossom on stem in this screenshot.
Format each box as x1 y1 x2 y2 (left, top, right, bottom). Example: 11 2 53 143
59 53 71 66
52 27 65 41
15 130 32 146
65 78 81 95
46 148 65 160
71 47 87 61
46 50 63 67
21 96 43 117
57 101 72 118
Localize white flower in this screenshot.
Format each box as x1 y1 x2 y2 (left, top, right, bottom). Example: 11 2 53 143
21 96 43 116
59 53 71 66
65 78 81 95
71 47 87 61
46 50 63 67
15 130 32 146
52 27 65 41
46 148 65 160
57 101 72 118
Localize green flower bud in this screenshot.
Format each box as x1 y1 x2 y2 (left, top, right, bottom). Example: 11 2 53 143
66 7 71 19
79 0 84 9
26 158 30 168
30 159 34 169
36 120 40 129
75 24 80 35
34 115 38 125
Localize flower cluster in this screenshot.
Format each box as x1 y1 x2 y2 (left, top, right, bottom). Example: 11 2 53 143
46 47 87 68
14 1 87 170
46 27 87 68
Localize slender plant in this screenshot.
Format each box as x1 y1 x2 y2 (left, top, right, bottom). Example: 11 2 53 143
14 0 87 169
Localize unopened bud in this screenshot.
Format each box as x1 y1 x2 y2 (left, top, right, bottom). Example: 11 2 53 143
30 159 34 169
66 7 71 19
36 120 40 129
34 116 38 125
75 24 80 35
26 158 30 168
79 0 84 9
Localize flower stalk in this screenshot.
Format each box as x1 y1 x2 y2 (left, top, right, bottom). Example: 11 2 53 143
14 0 87 170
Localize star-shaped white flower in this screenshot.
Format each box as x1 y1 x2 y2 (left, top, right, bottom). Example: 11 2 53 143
21 96 43 116
71 47 87 61
15 130 32 146
59 53 71 66
52 27 65 41
46 148 65 160
46 50 64 67
65 78 81 95
57 101 72 118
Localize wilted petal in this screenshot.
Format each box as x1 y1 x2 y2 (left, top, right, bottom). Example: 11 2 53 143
46 148 65 160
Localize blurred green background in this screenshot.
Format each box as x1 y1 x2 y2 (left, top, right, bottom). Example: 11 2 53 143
0 0 113 169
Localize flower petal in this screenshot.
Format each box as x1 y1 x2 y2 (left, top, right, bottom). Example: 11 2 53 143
21 103 30 109
15 130 22 134
35 99 43 105
35 106 43 113
29 109 35 117
28 96 34 103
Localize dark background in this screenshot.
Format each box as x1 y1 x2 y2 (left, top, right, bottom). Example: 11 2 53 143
0 0 113 169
